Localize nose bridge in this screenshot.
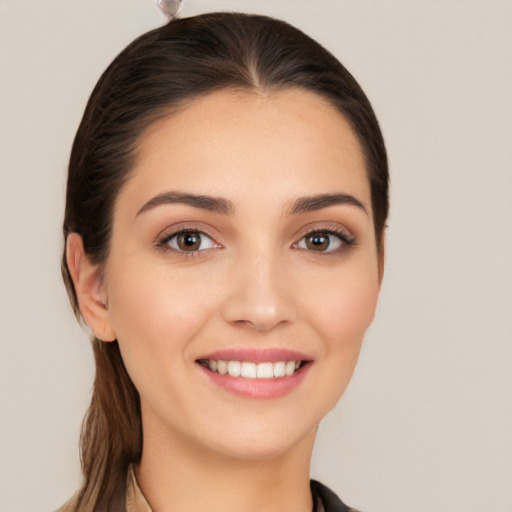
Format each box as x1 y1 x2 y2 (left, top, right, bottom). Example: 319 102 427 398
221 243 296 331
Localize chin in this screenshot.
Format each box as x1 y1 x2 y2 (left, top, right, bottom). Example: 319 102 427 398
192 413 320 463
208 430 316 463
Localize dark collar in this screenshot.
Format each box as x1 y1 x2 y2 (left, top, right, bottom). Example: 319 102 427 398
311 480 355 512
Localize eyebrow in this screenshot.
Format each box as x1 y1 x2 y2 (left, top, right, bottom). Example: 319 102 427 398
136 191 366 218
137 191 235 216
288 193 367 216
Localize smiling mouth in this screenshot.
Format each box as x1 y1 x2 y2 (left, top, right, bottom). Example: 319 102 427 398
196 359 307 379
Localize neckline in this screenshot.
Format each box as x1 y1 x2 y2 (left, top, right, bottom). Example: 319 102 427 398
126 464 329 512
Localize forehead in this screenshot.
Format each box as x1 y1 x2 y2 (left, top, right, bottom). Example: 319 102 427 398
121 88 370 216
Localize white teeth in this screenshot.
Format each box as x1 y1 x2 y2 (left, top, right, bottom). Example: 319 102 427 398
241 362 257 378
227 360 241 377
273 361 286 377
217 360 228 375
257 362 273 379
285 361 296 376
205 359 303 379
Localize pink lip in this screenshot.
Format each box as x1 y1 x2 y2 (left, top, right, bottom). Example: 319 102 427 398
196 347 311 363
199 364 311 399
196 347 313 400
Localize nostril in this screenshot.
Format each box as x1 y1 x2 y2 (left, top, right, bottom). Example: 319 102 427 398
222 298 296 332
230 316 292 332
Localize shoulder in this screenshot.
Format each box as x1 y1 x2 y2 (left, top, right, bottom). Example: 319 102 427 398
311 480 361 512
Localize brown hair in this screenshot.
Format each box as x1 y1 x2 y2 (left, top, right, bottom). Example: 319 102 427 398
62 12 388 511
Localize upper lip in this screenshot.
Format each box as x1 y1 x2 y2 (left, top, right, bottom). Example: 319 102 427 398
195 347 312 363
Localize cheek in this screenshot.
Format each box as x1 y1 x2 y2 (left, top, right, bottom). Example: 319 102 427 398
328 282 378 340
106 262 220 365
299 261 379 404
305 267 379 348
104 262 224 415
308 276 379 414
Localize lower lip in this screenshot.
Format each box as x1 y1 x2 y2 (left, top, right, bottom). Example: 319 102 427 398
198 363 311 399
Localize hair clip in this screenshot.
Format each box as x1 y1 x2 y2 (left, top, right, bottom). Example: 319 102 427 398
157 0 184 19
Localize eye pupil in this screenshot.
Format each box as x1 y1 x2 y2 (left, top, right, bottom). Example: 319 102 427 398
177 231 201 251
306 232 329 251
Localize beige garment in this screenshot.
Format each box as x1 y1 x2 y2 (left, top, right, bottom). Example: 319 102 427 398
54 466 149 512
126 464 153 512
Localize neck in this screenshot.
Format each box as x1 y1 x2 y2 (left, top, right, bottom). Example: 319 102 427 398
135 421 316 512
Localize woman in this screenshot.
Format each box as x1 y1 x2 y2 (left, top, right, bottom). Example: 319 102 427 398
59 11 388 512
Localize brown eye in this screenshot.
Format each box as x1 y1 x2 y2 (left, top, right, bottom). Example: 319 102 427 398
177 231 201 251
295 230 349 253
163 230 217 252
305 232 330 251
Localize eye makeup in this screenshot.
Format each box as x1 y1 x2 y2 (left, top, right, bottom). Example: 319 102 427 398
291 222 356 257
154 222 223 258
153 219 356 261
294 229 353 253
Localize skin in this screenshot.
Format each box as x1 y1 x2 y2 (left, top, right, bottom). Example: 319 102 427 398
67 88 382 512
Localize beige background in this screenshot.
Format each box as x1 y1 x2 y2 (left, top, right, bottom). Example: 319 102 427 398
1 1 511 511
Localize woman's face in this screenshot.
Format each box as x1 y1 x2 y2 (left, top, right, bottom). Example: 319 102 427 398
101 88 381 460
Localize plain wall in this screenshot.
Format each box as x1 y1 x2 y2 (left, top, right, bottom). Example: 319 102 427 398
1 1 511 511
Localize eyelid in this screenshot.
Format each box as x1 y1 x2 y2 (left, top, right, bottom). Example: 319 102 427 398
168 231 217 251
293 222 355 243
154 222 223 253
292 223 356 253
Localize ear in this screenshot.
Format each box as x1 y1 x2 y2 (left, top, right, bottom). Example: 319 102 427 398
66 233 116 342
378 234 386 287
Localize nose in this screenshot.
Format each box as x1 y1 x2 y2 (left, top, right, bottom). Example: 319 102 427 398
221 252 297 332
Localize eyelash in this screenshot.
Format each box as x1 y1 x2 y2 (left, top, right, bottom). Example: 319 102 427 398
155 227 221 257
155 226 355 258
292 227 355 254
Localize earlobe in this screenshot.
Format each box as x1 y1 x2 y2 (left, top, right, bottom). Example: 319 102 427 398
66 233 116 342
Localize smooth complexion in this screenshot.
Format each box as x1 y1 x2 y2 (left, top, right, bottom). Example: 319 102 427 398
68 88 382 512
